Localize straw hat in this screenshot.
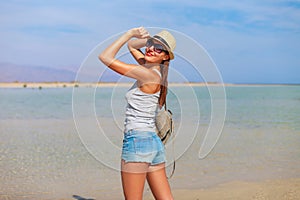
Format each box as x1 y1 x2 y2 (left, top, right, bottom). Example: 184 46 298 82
152 30 176 60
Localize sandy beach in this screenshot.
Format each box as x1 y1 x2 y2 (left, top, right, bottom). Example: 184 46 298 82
0 82 132 88
145 178 300 200
1 82 297 89
1 117 299 200
0 82 214 89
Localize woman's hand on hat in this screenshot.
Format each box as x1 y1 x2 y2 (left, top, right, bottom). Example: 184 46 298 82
129 27 150 39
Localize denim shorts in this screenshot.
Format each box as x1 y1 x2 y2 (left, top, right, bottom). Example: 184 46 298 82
121 130 166 165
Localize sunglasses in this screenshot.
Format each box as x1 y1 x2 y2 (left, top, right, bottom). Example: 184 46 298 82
145 39 167 54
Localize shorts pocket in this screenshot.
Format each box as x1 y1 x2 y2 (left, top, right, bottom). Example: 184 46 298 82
122 136 135 153
134 137 154 156
122 138 129 152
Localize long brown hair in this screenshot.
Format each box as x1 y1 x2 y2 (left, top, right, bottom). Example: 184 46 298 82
158 60 170 109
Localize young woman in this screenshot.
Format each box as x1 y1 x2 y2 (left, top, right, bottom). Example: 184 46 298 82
99 27 176 200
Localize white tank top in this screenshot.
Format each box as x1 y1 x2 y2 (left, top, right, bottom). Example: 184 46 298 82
124 69 161 132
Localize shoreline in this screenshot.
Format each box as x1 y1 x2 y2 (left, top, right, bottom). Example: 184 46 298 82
0 82 298 88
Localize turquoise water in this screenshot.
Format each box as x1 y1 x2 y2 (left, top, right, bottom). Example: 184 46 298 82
1 85 299 130
225 86 300 130
0 85 300 199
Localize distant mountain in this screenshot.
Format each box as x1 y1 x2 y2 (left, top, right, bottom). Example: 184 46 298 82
0 62 76 82
0 62 127 82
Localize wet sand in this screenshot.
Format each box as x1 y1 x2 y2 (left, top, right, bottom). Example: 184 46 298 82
1 119 299 199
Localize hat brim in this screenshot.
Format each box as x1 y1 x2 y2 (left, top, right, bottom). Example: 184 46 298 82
151 37 174 60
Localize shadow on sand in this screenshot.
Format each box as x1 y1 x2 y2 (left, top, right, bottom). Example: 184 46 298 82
72 195 95 200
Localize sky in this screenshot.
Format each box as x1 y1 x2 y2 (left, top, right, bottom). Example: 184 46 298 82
0 0 299 84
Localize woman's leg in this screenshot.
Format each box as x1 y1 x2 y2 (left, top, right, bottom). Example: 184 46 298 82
147 163 173 200
121 160 149 200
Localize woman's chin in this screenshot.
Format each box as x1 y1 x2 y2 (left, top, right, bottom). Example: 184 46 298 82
145 56 159 63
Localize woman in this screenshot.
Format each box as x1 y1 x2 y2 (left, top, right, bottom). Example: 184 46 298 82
99 27 176 200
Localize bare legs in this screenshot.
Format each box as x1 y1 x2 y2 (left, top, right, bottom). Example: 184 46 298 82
147 164 173 200
121 161 148 200
121 160 173 200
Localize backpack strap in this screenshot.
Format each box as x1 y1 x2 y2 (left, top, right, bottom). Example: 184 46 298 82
167 120 176 179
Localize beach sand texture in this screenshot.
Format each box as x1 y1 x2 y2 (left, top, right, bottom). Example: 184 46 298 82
145 178 300 200
181 178 299 200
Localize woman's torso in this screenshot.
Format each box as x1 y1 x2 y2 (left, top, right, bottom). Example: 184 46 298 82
124 69 161 133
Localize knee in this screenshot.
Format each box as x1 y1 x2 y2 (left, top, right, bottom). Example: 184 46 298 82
157 197 174 200
155 194 174 200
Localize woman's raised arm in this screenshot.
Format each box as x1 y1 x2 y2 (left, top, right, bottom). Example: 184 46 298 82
98 27 159 82
99 27 149 66
127 38 147 65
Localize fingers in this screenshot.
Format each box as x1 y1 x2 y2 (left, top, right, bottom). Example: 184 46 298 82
138 27 150 39
130 27 150 39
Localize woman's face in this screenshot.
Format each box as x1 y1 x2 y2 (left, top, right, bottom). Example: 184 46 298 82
144 39 170 63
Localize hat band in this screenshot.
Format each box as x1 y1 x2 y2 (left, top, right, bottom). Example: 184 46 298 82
153 35 170 49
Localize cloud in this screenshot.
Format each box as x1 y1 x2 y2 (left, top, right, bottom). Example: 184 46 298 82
175 0 300 32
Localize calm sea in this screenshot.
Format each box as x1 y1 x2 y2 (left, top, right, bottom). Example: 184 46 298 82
1 85 299 199
1 85 300 129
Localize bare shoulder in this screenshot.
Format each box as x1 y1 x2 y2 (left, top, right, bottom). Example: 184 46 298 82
138 67 161 94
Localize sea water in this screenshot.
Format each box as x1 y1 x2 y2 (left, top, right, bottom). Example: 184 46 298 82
0 85 299 199
1 85 299 129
